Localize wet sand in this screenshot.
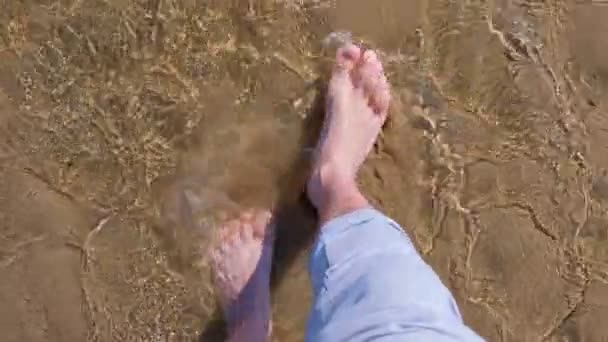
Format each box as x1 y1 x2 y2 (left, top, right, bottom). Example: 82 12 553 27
1 0 608 341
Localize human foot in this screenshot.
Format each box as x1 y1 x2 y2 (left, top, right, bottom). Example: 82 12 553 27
209 209 274 342
307 44 391 221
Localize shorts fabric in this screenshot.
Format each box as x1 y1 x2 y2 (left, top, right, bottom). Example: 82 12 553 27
306 208 484 342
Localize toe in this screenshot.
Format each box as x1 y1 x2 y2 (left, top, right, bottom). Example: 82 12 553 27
329 44 362 94
241 209 255 221
252 210 274 240
240 221 253 241
219 219 241 244
371 74 391 116
362 49 380 65
217 223 230 241
373 77 391 117
336 43 362 71
356 50 391 115
353 50 381 89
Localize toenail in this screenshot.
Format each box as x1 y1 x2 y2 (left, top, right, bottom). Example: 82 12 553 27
339 44 361 60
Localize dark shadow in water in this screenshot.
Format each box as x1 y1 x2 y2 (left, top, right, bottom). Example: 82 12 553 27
198 80 327 341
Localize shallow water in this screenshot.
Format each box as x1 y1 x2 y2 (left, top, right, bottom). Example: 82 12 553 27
1 0 608 341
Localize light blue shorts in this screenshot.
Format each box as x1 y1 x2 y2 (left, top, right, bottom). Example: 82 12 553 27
306 208 484 342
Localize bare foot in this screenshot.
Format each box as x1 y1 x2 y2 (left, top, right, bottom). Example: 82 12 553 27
307 44 391 222
209 209 274 342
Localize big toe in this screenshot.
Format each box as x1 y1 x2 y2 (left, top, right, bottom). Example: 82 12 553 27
328 44 362 93
336 43 362 70
356 50 391 115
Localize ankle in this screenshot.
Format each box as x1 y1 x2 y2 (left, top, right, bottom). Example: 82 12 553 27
307 162 369 224
307 162 352 207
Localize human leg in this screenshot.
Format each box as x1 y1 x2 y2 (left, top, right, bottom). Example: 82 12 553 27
305 44 483 341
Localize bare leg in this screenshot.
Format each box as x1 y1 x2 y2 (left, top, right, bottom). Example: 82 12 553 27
307 44 391 224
